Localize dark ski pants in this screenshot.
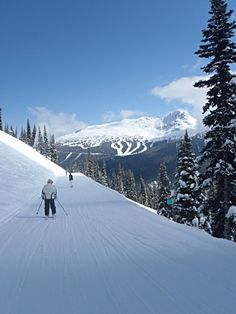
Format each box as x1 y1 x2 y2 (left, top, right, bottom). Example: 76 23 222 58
44 199 56 216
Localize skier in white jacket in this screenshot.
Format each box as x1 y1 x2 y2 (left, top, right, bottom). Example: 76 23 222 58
42 179 57 218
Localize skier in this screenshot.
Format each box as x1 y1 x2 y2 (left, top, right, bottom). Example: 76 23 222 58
166 196 173 207
42 179 57 219
69 172 73 187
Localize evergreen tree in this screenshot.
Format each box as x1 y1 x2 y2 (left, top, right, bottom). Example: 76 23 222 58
50 134 58 163
194 0 236 238
31 125 37 147
149 182 158 210
43 125 50 157
36 126 44 154
116 165 125 195
84 152 97 180
26 119 31 145
173 131 198 224
139 177 149 207
4 123 9 134
100 160 108 187
125 169 138 201
157 163 172 217
9 126 16 137
110 171 119 191
93 160 100 182
19 127 26 142
0 108 3 131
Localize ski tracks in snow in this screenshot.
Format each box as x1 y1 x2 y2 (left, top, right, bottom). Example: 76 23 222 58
0 175 236 314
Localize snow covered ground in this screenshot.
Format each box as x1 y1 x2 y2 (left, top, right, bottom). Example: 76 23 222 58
0 131 236 314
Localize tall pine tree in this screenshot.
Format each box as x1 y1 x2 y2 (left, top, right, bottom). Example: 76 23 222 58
125 169 138 201
157 163 171 217
0 108 3 131
139 177 149 207
26 119 31 145
194 0 236 238
31 125 37 147
100 160 108 187
36 126 44 155
173 131 198 224
50 134 58 163
43 125 50 157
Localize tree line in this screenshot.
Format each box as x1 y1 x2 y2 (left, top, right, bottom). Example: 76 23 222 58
0 110 57 163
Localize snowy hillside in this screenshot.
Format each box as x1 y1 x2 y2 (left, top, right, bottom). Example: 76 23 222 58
57 110 197 156
0 131 236 314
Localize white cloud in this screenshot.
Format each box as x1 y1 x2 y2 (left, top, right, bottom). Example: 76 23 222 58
182 59 204 73
101 111 116 123
150 75 209 130
102 109 146 122
29 107 87 138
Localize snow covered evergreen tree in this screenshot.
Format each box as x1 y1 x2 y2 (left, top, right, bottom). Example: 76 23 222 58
43 125 50 157
100 160 108 187
116 165 125 195
157 163 172 217
31 125 37 147
4 123 9 134
139 177 149 207
36 126 44 155
84 152 98 181
194 0 236 239
9 126 16 137
0 108 3 131
148 182 158 210
125 169 138 201
50 134 58 163
173 131 198 224
26 119 31 146
19 127 26 142
110 171 119 191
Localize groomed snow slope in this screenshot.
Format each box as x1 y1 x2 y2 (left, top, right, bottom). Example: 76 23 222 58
0 131 236 314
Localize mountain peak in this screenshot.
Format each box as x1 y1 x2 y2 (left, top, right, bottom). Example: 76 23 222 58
58 110 196 147
162 109 197 133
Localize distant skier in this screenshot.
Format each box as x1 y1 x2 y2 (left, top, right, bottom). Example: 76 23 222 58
42 179 57 219
69 173 73 187
166 196 174 208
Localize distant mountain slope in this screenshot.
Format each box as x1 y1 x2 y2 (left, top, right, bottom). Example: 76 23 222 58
0 131 236 314
56 110 200 180
57 110 197 156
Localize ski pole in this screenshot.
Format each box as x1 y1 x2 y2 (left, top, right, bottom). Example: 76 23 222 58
56 199 69 216
36 199 43 215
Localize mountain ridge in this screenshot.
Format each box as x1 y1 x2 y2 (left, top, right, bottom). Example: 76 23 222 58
57 109 197 156
56 110 201 181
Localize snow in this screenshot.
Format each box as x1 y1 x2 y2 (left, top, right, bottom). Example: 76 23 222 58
226 206 236 219
57 110 197 156
0 131 64 176
1 131 236 314
179 179 187 188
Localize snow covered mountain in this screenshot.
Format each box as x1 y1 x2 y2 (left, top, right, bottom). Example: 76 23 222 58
1 130 236 314
57 109 197 158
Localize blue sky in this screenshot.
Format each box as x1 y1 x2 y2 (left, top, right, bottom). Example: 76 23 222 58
1 0 236 137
